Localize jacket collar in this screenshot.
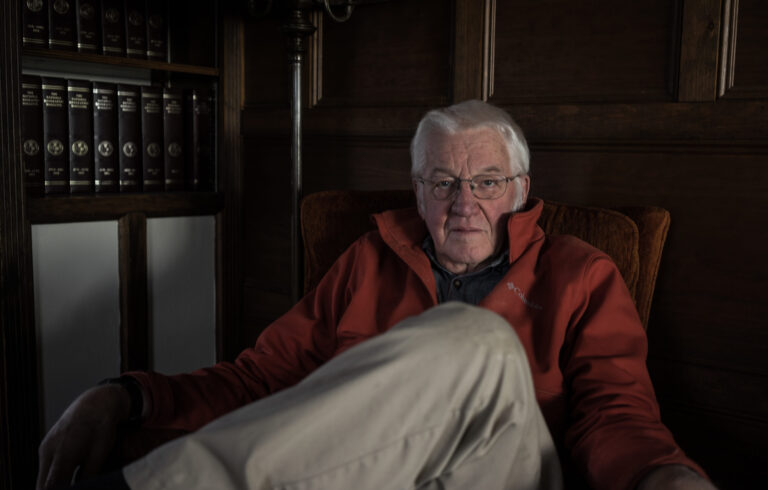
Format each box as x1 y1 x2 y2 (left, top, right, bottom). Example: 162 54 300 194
506 198 545 264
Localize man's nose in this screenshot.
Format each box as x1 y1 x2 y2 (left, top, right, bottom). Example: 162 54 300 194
451 181 478 215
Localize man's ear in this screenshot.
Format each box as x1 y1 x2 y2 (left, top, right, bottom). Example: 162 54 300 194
519 174 531 202
413 181 426 219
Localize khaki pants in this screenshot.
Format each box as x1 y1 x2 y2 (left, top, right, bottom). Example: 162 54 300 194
124 302 563 490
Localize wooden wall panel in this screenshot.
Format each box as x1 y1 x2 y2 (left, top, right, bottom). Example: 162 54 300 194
241 136 292 342
492 0 680 103
302 135 412 193
507 101 768 142
243 16 291 106
720 0 768 98
658 404 768 488
678 0 721 101
242 138 291 285
218 4 247 362
318 0 451 107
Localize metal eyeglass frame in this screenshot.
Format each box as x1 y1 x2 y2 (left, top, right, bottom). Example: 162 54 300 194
414 174 522 200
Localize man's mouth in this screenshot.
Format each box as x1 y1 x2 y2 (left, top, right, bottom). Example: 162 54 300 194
450 227 483 234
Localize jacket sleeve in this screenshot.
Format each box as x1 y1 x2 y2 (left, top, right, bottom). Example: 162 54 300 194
127 239 365 432
561 255 706 490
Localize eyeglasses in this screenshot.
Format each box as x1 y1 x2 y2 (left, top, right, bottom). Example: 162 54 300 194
414 174 521 200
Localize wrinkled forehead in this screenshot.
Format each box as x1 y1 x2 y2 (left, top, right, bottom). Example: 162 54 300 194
422 127 516 176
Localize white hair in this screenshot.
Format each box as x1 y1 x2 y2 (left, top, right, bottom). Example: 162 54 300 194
410 99 530 178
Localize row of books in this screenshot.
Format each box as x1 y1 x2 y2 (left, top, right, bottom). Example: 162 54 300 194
22 0 168 61
21 75 215 195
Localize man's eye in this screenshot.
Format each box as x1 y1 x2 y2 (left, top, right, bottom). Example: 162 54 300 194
435 180 454 189
478 178 499 188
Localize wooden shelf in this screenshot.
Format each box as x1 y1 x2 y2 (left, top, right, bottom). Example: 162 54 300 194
27 192 224 224
22 47 219 77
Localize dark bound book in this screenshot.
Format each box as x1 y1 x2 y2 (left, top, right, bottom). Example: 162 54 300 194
117 84 140 191
163 87 184 190
68 79 93 193
124 0 146 59
140 85 163 191
23 0 48 47
49 0 76 50
101 0 124 56
75 0 100 53
184 88 214 191
21 75 45 196
42 77 68 194
93 82 118 192
145 0 167 61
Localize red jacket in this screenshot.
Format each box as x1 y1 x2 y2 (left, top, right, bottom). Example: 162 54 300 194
131 198 703 490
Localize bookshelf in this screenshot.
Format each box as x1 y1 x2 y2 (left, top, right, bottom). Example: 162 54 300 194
23 42 225 225
2 2 243 488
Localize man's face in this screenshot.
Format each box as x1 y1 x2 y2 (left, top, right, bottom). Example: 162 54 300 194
414 127 530 274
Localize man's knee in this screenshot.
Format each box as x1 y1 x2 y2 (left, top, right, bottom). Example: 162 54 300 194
392 302 528 371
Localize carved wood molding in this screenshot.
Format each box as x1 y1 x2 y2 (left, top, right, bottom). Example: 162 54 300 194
719 0 739 97
678 0 721 101
218 3 246 362
719 0 768 99
483 0 496 101
309 10 323 107
453 0 495 102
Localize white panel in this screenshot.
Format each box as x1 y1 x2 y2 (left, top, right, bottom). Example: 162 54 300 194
147 216 216 374
32 221 121 430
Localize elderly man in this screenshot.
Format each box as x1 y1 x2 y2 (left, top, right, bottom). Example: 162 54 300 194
39 101 715 490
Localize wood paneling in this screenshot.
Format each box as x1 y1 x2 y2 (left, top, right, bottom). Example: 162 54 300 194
492 0 681 104
318 0 451 107
655 403 768 489
242 137 292 294
453 0 492 101
119 214 149 371
243 16 291 107
678 0 721 101
507 101 768 142
720 0 768 98
648 358 768 427
0 2 39 489
303 135 412 193
218 4 246 362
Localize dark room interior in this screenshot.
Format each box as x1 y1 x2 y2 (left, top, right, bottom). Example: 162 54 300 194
2 1 766 489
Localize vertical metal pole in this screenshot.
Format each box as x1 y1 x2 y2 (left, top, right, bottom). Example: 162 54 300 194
290 49 303 304
283 8 316 304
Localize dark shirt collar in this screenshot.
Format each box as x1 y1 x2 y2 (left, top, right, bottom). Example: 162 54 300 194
421 235 510 305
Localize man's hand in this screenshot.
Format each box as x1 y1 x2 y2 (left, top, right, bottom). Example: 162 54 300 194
36 384 132 490
637 464 718 490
